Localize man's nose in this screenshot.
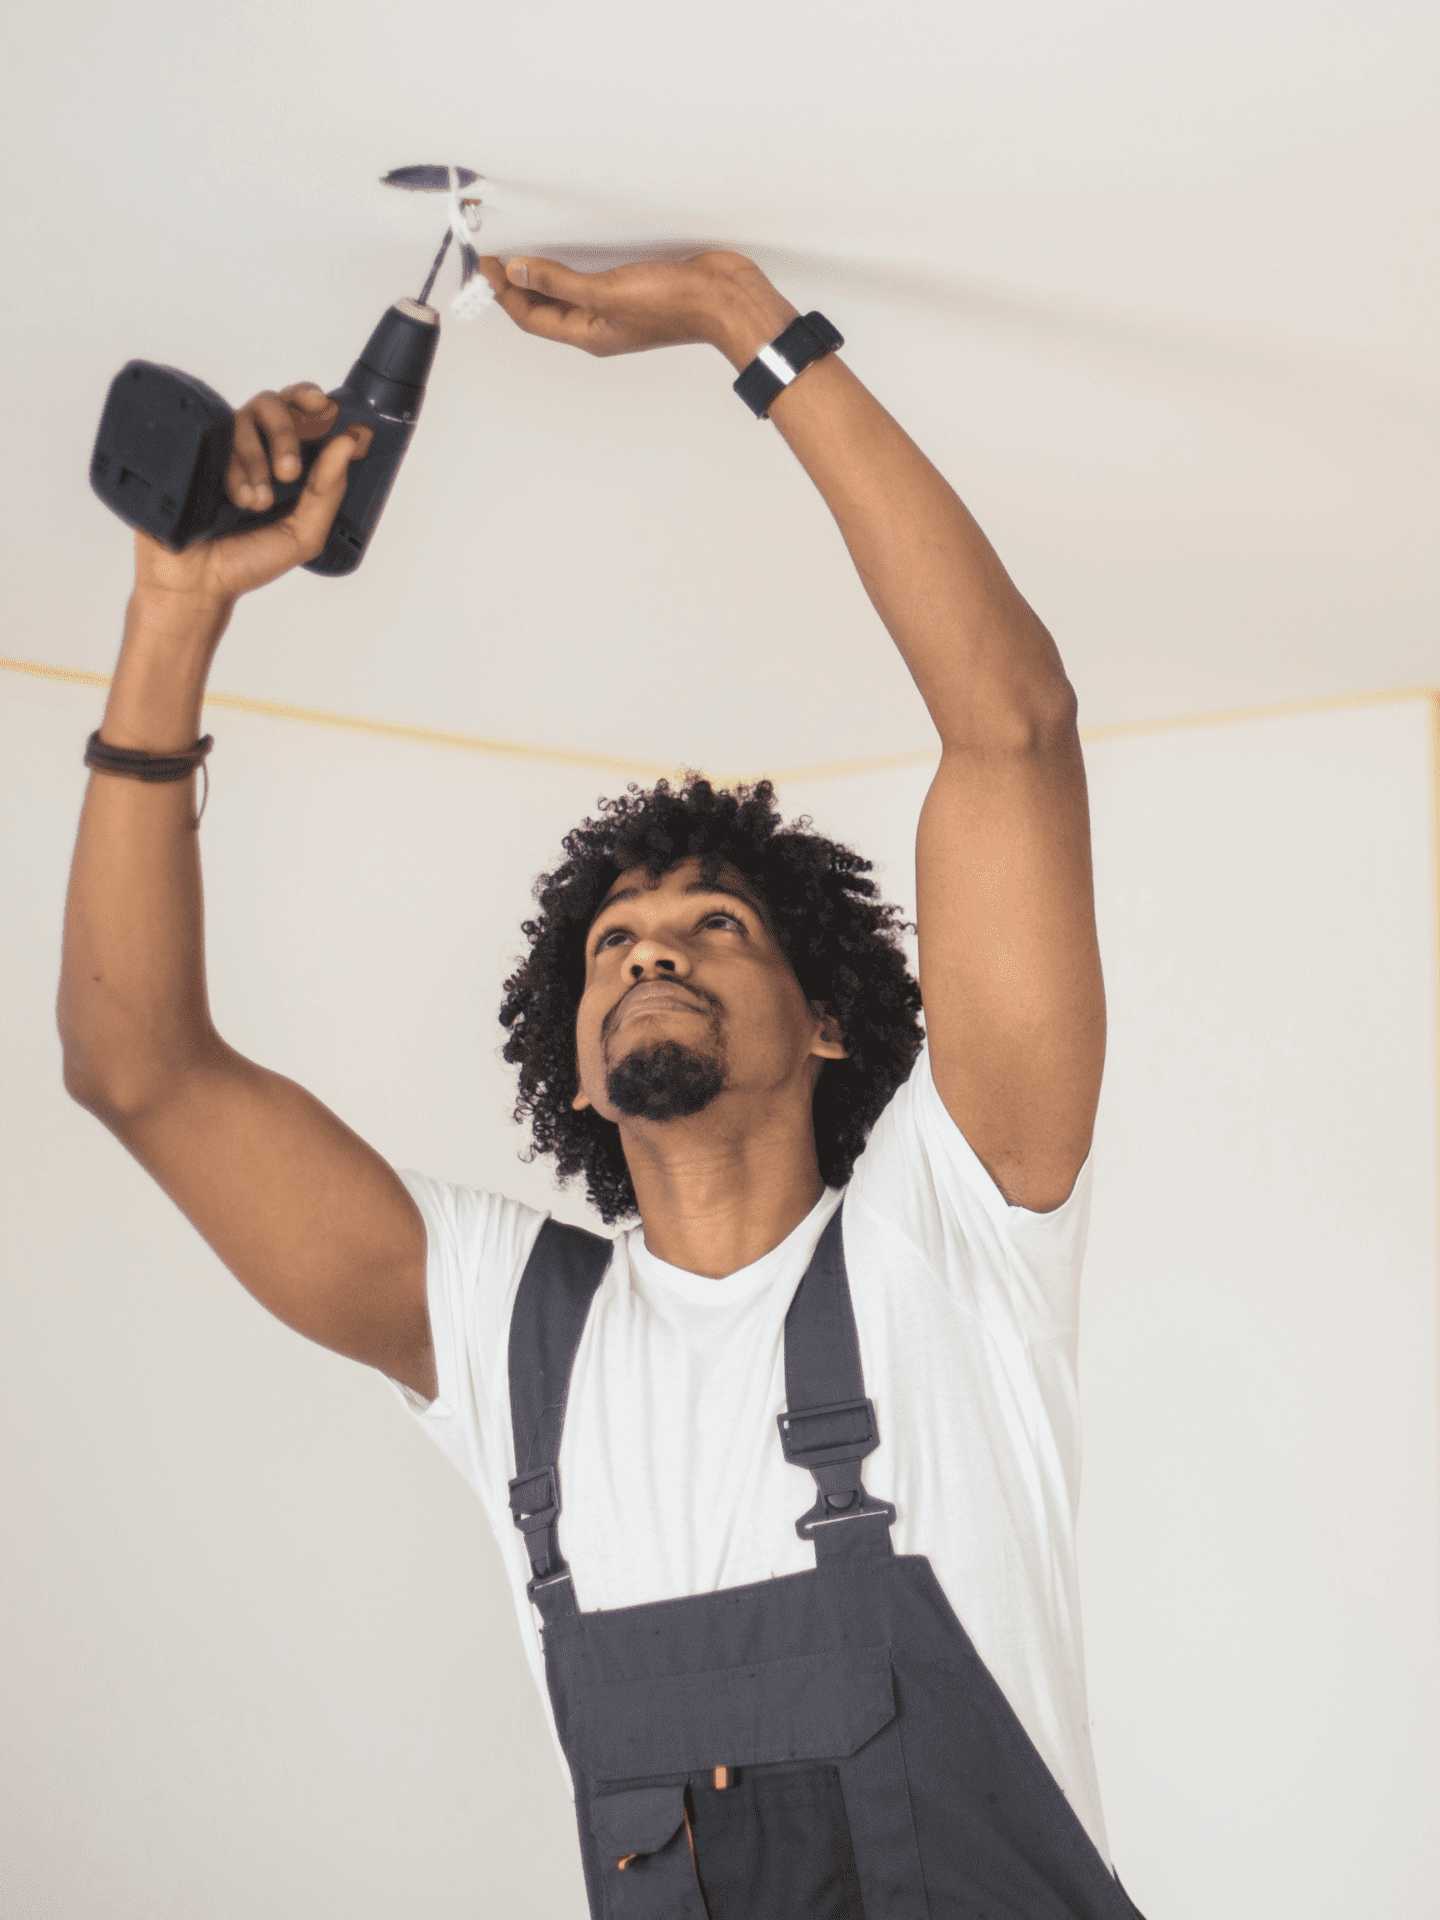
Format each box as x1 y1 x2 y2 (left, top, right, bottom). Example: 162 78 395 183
629 950 680 976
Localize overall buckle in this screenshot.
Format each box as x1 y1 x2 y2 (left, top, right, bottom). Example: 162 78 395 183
510 1467 575 1604
508 1465 560 1537
777 1396 881 1469
793 1482 898 1540
524 1565 575 1606
778 1399 896 1541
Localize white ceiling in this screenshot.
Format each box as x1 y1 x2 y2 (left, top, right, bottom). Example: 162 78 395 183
5 0 1435 777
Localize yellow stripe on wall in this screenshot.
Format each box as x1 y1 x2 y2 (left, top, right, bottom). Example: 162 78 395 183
0 657 688 783
3 653 1436 786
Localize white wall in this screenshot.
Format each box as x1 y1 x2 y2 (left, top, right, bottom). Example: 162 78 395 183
1049 697 1439 1914
3 664 1436 1918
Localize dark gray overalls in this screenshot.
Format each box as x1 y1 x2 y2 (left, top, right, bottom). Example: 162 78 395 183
506 1198 1148 1919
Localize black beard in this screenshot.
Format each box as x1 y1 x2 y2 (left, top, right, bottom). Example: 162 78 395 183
605 1036 727 1121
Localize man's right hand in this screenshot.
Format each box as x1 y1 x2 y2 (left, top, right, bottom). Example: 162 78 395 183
132 383 373 612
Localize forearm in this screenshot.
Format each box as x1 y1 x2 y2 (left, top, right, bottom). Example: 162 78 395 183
58 590 232 1110
709 285 1074 747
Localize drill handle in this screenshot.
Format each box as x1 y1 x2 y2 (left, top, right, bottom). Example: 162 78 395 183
204 391 364 543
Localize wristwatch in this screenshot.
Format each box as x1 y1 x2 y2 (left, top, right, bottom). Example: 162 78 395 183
733 312 844 419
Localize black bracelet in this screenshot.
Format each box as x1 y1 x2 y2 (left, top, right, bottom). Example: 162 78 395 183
733 311 844 419
84 729 215 827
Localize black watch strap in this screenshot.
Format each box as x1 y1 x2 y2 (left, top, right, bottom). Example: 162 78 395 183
733 311 844 419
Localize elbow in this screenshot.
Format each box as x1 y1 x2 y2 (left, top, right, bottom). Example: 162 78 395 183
1045 678 1081 747
57 1000 118 1118
61 1044 123 1121
1032 668 1079 725
941 676 1079 755
1025 675 1080 748
58 986 218 1122
59 1036 191 1126
57 983 106 1113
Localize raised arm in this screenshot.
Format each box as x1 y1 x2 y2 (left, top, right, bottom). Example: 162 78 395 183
482 250 1104 1213
59 388 436 1396
711 281 1105 1216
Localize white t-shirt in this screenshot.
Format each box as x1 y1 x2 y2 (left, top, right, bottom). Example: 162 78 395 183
390 1039 1112 1867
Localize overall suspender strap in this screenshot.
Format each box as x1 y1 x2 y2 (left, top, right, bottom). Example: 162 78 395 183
777 1200 897 1561
507 1217 614 1626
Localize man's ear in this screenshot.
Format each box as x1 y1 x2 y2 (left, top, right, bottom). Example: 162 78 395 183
810 1000 849 1060
572 1037 592 1110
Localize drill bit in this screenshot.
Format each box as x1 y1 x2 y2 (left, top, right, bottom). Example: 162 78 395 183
417 227 454 306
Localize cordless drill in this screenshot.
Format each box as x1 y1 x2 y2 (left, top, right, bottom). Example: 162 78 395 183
88 295 441 576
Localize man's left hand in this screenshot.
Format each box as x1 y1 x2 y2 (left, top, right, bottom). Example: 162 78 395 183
477 251 798 367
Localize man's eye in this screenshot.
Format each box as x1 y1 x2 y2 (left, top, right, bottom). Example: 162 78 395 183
594 912 741 954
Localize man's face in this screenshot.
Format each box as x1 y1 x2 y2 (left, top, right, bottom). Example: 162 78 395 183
571 855 846 1126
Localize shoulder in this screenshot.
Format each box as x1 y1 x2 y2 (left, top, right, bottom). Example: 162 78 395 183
846 1043 1095 1331
396 1170 552 1288
394 1172 566 1392
848 1042 1061 1227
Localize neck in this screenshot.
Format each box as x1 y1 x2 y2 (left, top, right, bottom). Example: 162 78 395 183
623 1096 828 1277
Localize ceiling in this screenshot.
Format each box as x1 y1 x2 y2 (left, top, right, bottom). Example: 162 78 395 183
5 0 1435 778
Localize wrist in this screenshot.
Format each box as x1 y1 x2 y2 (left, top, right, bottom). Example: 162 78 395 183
709 283 804 373
99 591 231 753
126 583 233 647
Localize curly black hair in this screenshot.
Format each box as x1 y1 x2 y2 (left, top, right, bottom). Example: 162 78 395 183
498 772 926 1227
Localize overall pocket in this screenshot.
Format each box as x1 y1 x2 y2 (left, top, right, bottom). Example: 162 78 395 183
590 1784 708 1920
576 1647 895 1920
686 1760 865 1920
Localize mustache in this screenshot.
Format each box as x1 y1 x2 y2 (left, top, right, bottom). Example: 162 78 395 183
604 981 715 1036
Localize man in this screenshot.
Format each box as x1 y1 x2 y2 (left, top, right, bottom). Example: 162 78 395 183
59 249 1132 1915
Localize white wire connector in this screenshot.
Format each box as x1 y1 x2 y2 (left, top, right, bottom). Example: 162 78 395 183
452 276 495 320
448 165 495 320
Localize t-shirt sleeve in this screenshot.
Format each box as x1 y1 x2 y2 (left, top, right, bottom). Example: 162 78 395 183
846 1039 1095 1338
383 1169 551 1534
